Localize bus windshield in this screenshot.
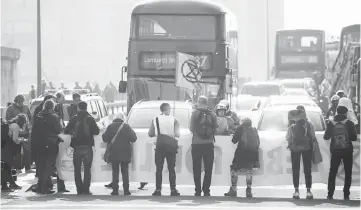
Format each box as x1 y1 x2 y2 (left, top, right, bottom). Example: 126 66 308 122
278 33 322 52
137 15 216 40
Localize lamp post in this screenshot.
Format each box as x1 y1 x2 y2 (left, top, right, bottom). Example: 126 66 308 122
37 0 42 97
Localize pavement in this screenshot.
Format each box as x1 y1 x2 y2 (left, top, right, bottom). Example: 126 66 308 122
1 173 360 210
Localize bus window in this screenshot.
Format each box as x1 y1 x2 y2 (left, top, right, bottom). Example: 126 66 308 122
137 15 216 40
301 36 319 50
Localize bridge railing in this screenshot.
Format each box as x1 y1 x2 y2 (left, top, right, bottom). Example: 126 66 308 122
105 100 127 116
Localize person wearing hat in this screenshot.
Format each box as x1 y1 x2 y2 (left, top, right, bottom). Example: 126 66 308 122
324 104 357 200
218 99 240 132
336 90 346 98
102 112 137 196
326 95 340 120
338 97 358 125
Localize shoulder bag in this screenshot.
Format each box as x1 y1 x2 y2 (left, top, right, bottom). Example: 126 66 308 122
103 123 125 163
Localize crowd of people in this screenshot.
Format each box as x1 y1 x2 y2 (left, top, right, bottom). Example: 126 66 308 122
28 80 120 103
0 90 359 200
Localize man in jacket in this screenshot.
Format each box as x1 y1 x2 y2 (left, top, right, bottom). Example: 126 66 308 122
32 100 62 194
324 105 357 200
190 96 218 196
67 93 81 120
148 103 181 196
102 113 137 196
64 101 100 195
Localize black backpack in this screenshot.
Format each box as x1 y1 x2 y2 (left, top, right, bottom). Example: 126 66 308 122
196 109 214 139
74 116 92 139
1 119 10 149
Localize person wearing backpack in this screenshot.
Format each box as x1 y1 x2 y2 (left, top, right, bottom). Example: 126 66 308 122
190 96 218 196
148 103 181 196
64 101 100 195
286 109 316 199
1 115 27 191
324 105 357 200
32 100 62 194
224 117 260 198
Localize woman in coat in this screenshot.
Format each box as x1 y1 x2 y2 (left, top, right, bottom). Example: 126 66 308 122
102 113 137 196
1 114 27 191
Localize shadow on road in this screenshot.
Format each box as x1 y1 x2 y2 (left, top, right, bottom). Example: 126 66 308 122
22 194 360 207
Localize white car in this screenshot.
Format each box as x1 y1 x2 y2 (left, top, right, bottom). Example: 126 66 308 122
284 88 310 97
256 105 326 149
264 95 318 108
240 81 286 97
236 95 268 119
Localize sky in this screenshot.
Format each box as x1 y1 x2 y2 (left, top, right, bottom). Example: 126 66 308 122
284 0 361 37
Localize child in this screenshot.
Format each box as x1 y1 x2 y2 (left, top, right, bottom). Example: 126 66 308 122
224 117 260 198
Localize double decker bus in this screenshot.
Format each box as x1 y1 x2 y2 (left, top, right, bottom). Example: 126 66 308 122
119 0 239 113
273 29 326 79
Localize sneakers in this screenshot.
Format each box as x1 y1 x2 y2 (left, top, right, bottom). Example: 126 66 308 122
344 196 350 201
124 191 132 196
9 184 22 190
194 192 201 196
224 188 237 197
138 182 148 190
203 192 211 197
327 196 333 200
306 191 313 200
105 183 113 188
246 187 253 198
170 189 180 196
293 191 300 199
152 189 162 196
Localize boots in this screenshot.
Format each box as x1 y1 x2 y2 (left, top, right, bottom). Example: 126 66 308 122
246 187 253 198
224 187 237 197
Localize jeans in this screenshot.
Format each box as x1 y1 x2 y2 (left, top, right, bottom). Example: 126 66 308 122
111 162 129 192
73 146 93 193
155 148 177 191
37 151 56 193
192 144 214 194
291 150 312 189
328 151 353 197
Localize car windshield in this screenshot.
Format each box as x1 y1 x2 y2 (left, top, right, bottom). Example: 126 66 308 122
285 89 309 96
127 108 190 129
282 81 304 89
269 98 315 107
237 98 260 110
259 109 325 131
241 84 280 97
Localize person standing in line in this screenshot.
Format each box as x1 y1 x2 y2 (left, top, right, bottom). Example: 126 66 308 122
59 81 67 90
29 85 36 101
190 96 218 196
32 100 62 194
148 103 181 196
64 101 100 195
224 117 260 198
102 113 137 196
67 93 81 120
286 108 316 199
74 82 82 90
324 105 357 200
84 81 93 93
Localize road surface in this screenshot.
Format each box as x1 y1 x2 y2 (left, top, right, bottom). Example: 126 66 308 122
1 173 359 210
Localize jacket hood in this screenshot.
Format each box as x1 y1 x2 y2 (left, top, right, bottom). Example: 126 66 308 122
112 119 124 123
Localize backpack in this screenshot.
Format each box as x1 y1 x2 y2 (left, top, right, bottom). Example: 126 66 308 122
289 121 312 152
241 127 260 150
331 120 350 150
1 120 10 149
196 109 214 139
74 116 92 139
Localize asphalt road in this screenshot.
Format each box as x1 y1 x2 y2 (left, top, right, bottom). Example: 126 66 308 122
1 173 359 210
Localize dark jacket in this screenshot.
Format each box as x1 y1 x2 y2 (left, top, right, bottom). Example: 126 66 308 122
190 108 218 145
64 111 100 148
324 114 357 153
102 119 137 163
33 102 44 122
230 125 260 170
67 103 78 120
326 106 337 119
32 110 62 153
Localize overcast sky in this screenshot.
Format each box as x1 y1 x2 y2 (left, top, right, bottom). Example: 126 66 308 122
284 0 361 36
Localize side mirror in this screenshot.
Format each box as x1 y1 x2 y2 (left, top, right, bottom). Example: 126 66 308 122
91 111 100 122
119 81 127 93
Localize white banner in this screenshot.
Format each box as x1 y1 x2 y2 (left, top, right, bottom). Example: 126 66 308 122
56 130 360 186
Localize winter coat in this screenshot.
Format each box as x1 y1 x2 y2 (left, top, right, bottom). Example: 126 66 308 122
1 123 22 165
64 111 100 148
230 125 260 170
67 103 78 120
323 114 357 153
102 119 137 163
